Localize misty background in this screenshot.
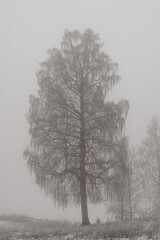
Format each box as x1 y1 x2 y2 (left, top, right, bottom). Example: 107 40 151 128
0 0 160 222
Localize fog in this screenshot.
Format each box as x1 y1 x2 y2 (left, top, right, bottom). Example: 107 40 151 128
0 0 160 222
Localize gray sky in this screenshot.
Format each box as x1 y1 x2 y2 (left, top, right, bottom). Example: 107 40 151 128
0 0 160 222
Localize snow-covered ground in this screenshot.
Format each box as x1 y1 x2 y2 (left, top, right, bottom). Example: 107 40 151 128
0 220 15 228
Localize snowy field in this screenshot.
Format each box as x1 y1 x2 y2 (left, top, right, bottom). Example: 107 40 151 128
0 218 159 240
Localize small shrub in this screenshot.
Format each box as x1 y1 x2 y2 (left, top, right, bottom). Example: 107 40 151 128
96 218 101 224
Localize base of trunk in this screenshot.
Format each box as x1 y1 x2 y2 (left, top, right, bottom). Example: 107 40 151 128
81 220 90 226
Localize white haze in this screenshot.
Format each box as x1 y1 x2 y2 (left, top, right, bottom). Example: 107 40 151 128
0 0 160 222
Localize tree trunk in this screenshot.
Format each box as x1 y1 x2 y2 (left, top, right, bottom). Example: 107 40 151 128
80 174 90 225
79 120 90 225
120 173 125 221
121 188 124 221
79 82 90 226
128 170 132 220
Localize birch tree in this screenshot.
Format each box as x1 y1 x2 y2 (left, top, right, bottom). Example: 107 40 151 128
24 29 129 225
138 117 160 218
